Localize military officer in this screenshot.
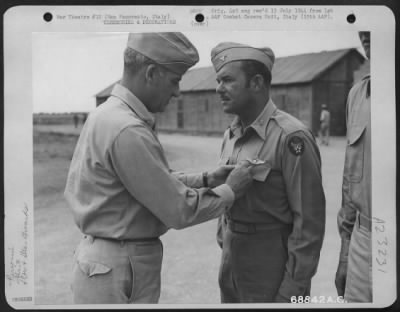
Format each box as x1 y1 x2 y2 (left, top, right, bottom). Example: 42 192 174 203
335 31 372 302
211 42 326 303
64 33 254 304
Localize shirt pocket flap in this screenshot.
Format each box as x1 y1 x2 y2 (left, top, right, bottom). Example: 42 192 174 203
348 125 366 145
252 164 271 182
77 260 112 277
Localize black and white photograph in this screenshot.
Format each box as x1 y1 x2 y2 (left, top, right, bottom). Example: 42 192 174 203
4 5 396 309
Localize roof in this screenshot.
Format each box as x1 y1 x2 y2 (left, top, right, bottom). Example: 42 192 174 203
272 48 362 85
96 48 363 97
179 67 217 91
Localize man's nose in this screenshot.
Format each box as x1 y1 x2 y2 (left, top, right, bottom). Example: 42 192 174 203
216 82 224 94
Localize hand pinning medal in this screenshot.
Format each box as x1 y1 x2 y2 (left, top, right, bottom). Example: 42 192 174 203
288 136 305 156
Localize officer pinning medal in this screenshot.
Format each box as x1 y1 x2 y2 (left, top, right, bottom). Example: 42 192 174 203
64 32 254 304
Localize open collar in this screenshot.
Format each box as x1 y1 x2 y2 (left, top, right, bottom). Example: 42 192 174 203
111 83 156 129
229 99 277 140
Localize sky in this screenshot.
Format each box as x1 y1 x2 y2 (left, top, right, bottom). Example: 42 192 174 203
32 31 365 113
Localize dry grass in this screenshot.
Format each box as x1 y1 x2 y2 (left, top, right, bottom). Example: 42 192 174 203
33 124 346 305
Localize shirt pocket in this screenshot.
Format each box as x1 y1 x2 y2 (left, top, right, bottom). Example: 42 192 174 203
344 124 366 183
252 164 271 182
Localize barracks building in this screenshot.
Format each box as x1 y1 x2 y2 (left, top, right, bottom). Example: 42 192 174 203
96 48 368 136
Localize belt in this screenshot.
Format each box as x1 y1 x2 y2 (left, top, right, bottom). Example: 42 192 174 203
226 219 291 234
358 212 371 232
85 235 159 245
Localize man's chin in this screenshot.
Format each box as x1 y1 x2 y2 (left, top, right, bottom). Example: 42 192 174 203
158 103 169 113
221 102 232 113
222 107 232 114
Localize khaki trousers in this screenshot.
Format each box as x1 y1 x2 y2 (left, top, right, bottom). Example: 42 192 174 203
344 214 372 302
218 224 293 302
72 235 163 304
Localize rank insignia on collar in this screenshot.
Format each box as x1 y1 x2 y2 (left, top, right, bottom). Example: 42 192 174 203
288 136 305 156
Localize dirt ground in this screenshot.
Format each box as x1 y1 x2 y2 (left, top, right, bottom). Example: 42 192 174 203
33 124 346 305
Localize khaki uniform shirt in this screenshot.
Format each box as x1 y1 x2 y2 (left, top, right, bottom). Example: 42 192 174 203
320 109 331 127
64 83 234 240
337 75 371 248
218 99 326 299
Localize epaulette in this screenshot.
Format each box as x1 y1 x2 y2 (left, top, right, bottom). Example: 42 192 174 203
271 110 308 135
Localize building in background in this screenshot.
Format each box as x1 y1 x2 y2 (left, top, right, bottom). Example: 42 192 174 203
96 48 366 136
33 112 88 126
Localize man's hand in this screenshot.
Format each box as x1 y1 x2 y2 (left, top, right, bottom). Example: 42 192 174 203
225 161 254 199
208 165 235 188
335 260 348 297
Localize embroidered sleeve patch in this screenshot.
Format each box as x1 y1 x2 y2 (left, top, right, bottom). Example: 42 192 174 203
288 136 305 156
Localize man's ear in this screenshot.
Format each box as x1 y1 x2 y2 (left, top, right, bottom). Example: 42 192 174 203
144 64 158 83
251 74 264 91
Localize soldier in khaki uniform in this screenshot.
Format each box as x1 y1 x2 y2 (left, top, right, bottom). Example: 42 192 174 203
64 33 254 304
211 42 326 303
335 31 372 302
319 104 331 145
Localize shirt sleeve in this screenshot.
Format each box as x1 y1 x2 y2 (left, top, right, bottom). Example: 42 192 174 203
277 130 326 300
337 175 356 262
337 90 357 261
109 125 234 230
171 171 204 188
216 130 230 248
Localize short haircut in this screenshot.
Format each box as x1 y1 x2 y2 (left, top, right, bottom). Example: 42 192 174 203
240 60 272 87
123 47 163 75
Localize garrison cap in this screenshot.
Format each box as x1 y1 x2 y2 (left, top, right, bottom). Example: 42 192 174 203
211 42 275 73
127 32 199 76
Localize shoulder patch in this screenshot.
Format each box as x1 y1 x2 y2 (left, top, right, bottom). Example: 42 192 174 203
288 135 305 156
